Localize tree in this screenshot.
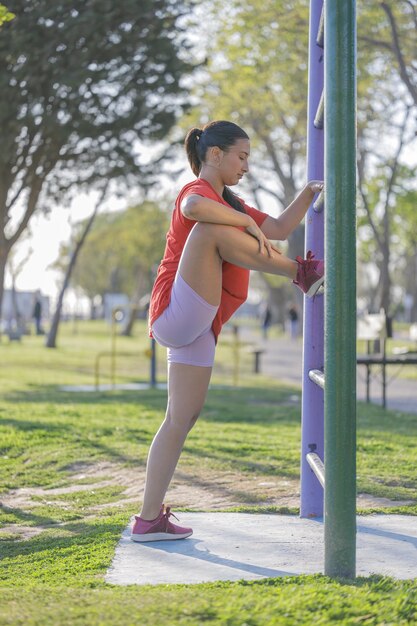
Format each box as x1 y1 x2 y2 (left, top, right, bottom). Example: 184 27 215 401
356 0 416 315
181 0 312 316
53 212 124 317
183 0 416 317
52 200 169 334
0 0 195 326
357 104 416 315
185 0 310 235
358 1 417 109
46 187 107 347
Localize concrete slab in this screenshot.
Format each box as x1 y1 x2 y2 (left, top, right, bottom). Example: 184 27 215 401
106 513 417 585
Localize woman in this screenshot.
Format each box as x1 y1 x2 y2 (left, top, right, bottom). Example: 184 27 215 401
131 120 324 542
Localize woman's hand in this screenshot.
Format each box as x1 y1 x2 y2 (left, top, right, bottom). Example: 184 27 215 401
307 180 324 194
246 217 281 257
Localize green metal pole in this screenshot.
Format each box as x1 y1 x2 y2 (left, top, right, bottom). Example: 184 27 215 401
324 0 357 578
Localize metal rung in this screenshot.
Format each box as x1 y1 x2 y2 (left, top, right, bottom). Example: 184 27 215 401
309 368 325 389
313 189 325 213
306 452 325 487
316 7 324 48
313 91 324 129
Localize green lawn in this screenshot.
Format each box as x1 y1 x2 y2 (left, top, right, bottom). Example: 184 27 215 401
0 321 416 625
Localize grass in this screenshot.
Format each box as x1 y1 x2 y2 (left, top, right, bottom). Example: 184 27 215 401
0 320 416 625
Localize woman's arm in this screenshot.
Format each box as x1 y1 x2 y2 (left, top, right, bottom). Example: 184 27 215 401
181 194 251 228
181 194 275 257
261 181 323 240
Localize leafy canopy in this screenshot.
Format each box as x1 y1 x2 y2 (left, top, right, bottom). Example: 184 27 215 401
1 0 195 204
0 4 14 25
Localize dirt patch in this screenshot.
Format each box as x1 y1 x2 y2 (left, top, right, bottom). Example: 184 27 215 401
1 460 414 538
0 460 300 512
0 525 46 540
356 493 415 508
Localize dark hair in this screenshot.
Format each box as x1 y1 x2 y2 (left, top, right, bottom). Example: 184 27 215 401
184 120 249 213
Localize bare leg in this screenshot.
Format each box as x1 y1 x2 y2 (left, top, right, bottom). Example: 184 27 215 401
140 224 297 519
178 223 297 305
140 362 212 520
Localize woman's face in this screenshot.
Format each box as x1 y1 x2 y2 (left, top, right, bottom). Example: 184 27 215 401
218 138 250 186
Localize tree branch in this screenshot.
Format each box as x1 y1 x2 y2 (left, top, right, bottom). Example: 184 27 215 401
357 150 384 251
384 105 412 213
45 183 109 348
246 176 286 206
404 0 417 34
358 35 393 52
381 1 417 106
251 120 296 203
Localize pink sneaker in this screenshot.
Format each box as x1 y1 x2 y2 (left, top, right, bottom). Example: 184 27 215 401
131 505 193 542
293 250 324 296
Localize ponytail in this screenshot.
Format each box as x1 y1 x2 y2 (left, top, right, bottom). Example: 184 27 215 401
184 120 248 214
184 127 203 177
222 187 246 213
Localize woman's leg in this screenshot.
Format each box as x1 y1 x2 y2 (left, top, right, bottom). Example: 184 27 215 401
140 362 212 520
178 223 297 305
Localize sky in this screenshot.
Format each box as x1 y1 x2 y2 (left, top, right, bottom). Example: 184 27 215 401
4 167 195 312
5 191 128 310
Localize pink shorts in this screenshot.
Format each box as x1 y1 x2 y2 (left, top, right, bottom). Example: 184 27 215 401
151 273 219 367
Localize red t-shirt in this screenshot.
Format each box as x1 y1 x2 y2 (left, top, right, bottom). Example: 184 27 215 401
148 178 267 341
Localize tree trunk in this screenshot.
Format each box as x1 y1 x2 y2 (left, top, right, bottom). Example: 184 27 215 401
378 257 392 337
379 257 391 315
121 272 147 337
89 297 98 320
121 303 139 338
46 188 107 348
0 247 9 339
412 250 417 324
403 247 417 324
10 276 23 329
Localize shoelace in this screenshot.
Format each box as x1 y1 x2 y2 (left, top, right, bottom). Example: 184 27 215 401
295 250 315 276
163 505 179 529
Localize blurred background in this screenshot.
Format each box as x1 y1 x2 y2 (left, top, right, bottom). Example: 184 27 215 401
1 0 416 358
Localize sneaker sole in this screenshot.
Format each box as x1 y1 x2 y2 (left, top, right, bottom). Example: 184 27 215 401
131 530 193 542
306 275 325 297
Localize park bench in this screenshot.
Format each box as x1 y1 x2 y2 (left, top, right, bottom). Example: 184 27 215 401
246 346 265 374
356 314 417 408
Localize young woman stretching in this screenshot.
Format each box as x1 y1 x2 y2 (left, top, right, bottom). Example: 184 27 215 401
131 120 324 542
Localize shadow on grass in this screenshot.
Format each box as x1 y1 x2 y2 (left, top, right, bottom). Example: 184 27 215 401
0 512 126 566
180 448 299 480
0 503 63 529
2 384 303 426
0 417 151 468
2 385 167 408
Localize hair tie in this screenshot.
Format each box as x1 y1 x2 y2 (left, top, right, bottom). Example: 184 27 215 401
196 129 203 141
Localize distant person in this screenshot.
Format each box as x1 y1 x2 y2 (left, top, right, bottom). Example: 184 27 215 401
259 302 272 339
288 304 299 339
32 293 43 335
132 120 324 542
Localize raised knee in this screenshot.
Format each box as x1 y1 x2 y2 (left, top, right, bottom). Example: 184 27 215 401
192 222 232 240
192 222 218 238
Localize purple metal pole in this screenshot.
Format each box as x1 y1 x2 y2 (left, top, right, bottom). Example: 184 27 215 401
300 0 325 518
